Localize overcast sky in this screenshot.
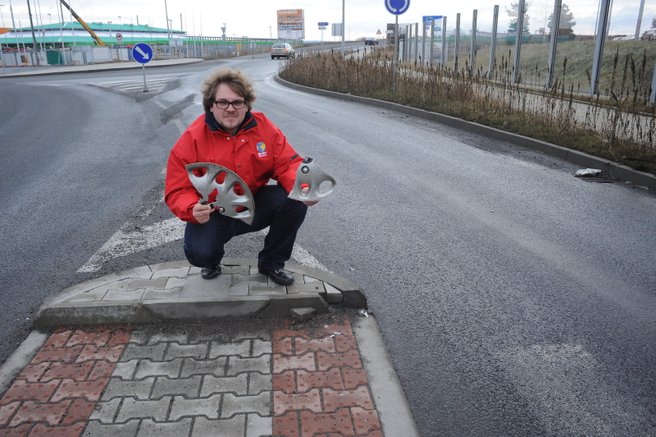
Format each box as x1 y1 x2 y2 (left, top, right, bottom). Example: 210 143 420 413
3 0 655 40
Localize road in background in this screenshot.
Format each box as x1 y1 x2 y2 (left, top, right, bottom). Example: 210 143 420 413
1 55 655 436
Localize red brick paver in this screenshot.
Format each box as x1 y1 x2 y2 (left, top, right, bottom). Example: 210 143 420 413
0 325 132 436
272 313 383 437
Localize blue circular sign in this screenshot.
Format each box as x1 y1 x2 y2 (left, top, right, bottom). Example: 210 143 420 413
385 0 410 15
132 43 153 64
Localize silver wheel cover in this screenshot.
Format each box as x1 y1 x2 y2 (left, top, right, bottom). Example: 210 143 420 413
185 162 255 225
288 158 336 202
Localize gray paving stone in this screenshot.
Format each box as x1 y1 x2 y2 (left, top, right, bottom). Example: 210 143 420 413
135 358 183 379
248 372 272 395
180 357 227 378
221 392 271 418
137 418 193 437
151 375 202 400
169 394 222 421
129 278 169 289
249 284 286 295
89 398 122 424
122 343 167 361
103 289 145 302
83 419 139 437
116 396 171 423
113 360 139 379
209 340 250 358
191 415 245 437
252 339 271 357
102 377 156 401
143 289 183 301
227 355 271 376
200 374 248 397
164 277 186 289
165 342 209 360
246 413 273 437
129 326 190 345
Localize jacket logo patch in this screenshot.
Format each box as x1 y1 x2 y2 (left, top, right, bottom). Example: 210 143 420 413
256 142 268 158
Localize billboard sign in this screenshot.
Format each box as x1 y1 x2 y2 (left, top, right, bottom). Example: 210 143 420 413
277 9 305 39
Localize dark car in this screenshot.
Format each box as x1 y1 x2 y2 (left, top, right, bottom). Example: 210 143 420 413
364 39 379 46
271 43 295 59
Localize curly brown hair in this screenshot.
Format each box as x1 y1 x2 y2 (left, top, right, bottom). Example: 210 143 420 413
201 68 256 112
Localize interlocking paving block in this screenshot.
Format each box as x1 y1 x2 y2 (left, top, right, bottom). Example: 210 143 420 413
122 343 167 361
88 399 122 424
103 289 145 302
192 416 245 436
143 288 183 301
134 358 184 379
200 374 248 396
151 375 203 399
115 396 171 422
83 419 140 436
169 394 222 420
138 418 193 437
181 274 232 299
221 392 271 418
209 340 251 358
180 357 227 378
101 377 156 401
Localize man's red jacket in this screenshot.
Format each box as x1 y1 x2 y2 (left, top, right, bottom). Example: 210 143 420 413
165 111 303 223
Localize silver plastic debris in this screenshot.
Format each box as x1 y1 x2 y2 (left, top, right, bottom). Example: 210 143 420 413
288 158 336 202
575 168 602 177
185 162 255 225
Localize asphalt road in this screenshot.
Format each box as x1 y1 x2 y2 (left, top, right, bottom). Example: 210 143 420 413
1 56 655 436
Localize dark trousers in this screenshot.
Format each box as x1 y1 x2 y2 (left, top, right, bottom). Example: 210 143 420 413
184 185 308 270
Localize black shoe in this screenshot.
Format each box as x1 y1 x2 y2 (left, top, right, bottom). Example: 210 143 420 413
258 265 294 286
201 265 222 280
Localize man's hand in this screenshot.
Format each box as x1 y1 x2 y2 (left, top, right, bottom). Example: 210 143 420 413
192 202 214 224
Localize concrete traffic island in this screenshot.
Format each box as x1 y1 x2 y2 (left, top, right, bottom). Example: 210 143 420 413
34 259 367 327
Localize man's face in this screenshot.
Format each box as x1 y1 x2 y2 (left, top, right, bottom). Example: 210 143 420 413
210 83 247 134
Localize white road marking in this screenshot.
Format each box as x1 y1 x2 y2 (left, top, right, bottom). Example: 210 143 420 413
77 218 184 273
79 218 328 273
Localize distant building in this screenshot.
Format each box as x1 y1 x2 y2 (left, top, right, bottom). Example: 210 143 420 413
0 22 183 48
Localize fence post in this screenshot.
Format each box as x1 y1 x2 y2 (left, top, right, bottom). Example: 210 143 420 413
489 5 499 80
454 13 461 71
547 0 563 89
470 9 477 75
512 0 526 83
650 62 656 105
429 19 435 67
414 23 419 65
441 16 447 66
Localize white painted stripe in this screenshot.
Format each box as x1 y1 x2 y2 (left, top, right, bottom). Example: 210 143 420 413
77 218 184 273
291 243 328 271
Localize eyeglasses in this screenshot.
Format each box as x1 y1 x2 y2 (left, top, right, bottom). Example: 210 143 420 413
214 99 246 110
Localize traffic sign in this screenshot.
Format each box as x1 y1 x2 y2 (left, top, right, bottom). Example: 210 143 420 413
385 0 410 15
132 43 153 64
115 32 123 43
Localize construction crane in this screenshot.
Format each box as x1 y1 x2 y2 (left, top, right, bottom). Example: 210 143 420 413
59 0 106 46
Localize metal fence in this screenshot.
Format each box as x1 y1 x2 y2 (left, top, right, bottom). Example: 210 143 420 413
392 1 656 104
